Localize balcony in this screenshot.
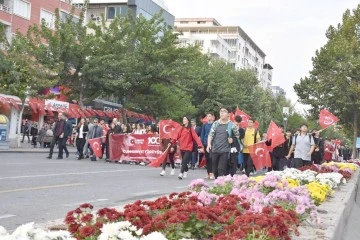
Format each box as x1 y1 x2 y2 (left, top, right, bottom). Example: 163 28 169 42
0 3 10 13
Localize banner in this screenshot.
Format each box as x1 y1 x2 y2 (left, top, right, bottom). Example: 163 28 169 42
109 134 181 163
319 109 339 129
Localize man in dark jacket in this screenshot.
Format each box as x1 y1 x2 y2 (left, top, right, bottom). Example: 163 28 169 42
47 113 65 159
88 118 103 161
266 125 287 171
58 113 73 159
190 118 202 169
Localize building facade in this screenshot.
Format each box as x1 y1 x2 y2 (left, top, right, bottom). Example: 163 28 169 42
0 0 80 44
175 18 272 88
72 0 174 27
261 63 273 90
272 86 286 97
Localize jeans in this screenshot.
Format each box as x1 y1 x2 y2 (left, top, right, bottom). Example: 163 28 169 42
243 153 254 177
180 151 192 173
204 146 212 174
162 153 175 170
212 152 228 178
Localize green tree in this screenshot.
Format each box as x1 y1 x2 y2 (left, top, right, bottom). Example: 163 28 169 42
294 4 360 156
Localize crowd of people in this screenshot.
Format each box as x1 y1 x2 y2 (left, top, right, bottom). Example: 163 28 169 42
21 108 352 180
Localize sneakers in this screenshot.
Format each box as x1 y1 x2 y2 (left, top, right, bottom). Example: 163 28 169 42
178 173 183 179
160 170 165 176
183 172 188 179
209 173 215 180
170 169 175 175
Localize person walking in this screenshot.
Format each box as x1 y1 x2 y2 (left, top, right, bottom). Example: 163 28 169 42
190 118 202 169
88 118 103 161
200 113 215 179
47 114 65 159
207 107 241 179
171 116 203 179
160 138 177 176
21 119 31 143
242 118 261 177
76 118 89 160
286 124 315 168
58 114 73 159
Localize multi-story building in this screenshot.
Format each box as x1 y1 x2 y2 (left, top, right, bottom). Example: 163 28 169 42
261 63 273 90
0 0 80 44
72 0 174 27
272 86 286 97
175 18 272 87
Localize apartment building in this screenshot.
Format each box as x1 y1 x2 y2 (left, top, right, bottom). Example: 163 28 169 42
272 86 286 97
262 63 273 89
72 0 174 27
0 0 80 44
175 18 272 87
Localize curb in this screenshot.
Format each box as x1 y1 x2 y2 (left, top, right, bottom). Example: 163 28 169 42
294 170 360 240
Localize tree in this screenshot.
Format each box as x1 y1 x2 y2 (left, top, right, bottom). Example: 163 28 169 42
0 28 55 145
294 4 360 156
25 1 103 108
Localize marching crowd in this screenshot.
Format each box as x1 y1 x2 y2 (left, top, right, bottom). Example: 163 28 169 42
20 108 351 180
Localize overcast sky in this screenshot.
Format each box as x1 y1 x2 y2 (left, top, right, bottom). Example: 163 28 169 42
164 0 359 108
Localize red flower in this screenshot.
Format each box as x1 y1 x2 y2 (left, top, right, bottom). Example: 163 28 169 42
68 223 80 234
74 208 82 214
81 213 93 223
80 203 94 209
79 226 95 238
64 215 76 224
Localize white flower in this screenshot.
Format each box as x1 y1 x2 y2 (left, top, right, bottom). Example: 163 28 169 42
135 229 143 236
10 222 35 239
0 226 8 236
140 231 167 240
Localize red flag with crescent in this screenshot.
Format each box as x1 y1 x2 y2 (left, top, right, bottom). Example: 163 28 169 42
266 121 285 151
159 120 182 140
319 109 339 129
148 146 170 167
248 142 272 169
88 137 102 158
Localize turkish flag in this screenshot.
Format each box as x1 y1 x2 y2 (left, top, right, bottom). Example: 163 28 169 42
235 108 251 128
254 121 260 129
159 120 181 139
266 121 285 150
198 155 206 168
319 109 339 129
148 147 169 167
201 116 208 124
248 142 272 169
229 112 235 122
88 137 103 158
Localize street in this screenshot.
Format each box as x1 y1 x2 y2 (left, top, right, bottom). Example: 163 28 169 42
0 152 208 230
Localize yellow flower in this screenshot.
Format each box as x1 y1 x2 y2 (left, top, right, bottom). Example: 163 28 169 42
251 175 265 182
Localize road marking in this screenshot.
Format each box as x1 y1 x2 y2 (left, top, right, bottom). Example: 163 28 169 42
132 190 160 196
1 162 80 165
175 186 188 189
0 183 86 194
63 198 109 207
0 169 155 180
0 214 16 219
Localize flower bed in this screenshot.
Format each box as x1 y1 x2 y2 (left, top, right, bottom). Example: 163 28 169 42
0 162 358 240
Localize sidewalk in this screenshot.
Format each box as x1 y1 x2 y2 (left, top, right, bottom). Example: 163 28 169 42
0 141 77 153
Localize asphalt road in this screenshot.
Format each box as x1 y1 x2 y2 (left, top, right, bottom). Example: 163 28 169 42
0 153 209 230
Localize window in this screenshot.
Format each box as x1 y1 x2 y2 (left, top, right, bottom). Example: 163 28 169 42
107 5 128 20
197 21 206 24
194 40 204 47
40 10 55 29
13 0 30 19
60 11 79 23
180 21 188 24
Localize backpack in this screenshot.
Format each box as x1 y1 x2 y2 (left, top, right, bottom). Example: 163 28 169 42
294 134 312 146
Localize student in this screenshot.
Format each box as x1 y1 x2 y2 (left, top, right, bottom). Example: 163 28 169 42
286 124 315 168
171 116 204 179
200 113 215 179
207 107 240 179
242 118 261 177
160 139 177 176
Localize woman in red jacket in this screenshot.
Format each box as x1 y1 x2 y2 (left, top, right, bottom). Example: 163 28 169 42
171 116 204 179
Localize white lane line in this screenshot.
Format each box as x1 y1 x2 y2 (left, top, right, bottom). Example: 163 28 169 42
2 162 81 165
0 214 16 219
63 199 109 207
175 186 188 189
132 190 160 196
0 169 156 180
0 183 86 194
